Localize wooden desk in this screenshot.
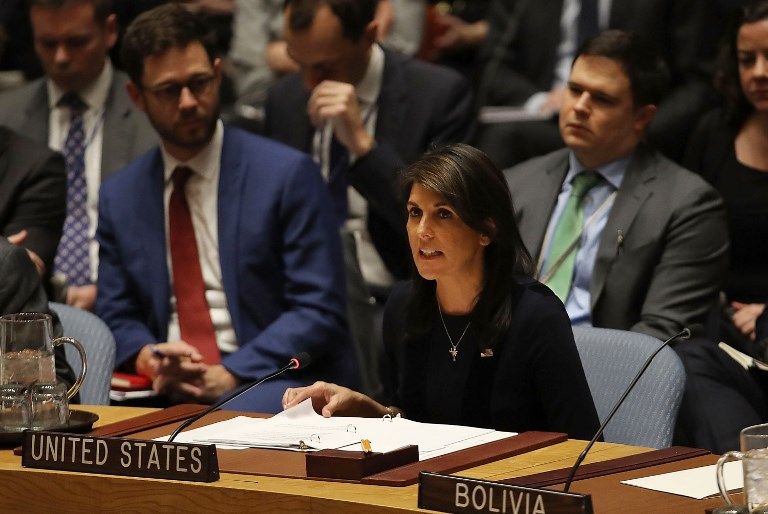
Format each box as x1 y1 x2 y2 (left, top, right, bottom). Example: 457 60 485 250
0 406 731 513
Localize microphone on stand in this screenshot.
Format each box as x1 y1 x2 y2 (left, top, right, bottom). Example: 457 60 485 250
167 352 311 443
562 325 700 493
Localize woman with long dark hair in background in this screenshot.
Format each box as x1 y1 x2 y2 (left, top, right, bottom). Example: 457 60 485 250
685 0 768 361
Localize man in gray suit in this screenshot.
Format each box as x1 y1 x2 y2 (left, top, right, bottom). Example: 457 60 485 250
0 0 154 311
505 30 728 340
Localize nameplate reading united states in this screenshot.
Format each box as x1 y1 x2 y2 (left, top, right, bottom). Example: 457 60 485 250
419 472 593 514
22 431 219 482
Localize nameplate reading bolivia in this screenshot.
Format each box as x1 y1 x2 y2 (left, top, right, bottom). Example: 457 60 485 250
21 431 219 482
419 472 593 514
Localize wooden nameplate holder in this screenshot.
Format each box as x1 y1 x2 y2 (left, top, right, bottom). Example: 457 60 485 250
306 445 419 481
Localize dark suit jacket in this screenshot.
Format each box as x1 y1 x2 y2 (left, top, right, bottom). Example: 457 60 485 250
0 70 156 180
96 127 357 411
264 48 475 277
0 238 75 389
382 280 600 439
504 146 729 340
481 0 716 152
0 126 65 274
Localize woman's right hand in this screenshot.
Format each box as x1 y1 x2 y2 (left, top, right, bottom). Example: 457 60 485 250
282 381 386 418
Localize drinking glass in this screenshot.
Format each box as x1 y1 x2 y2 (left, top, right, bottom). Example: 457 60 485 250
717 423 768 513
0 383 30 432
29 382 69 430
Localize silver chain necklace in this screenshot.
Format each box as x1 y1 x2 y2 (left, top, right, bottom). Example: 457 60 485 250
437 302 472 362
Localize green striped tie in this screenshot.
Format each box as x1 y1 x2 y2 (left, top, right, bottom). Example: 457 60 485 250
544 171 601 302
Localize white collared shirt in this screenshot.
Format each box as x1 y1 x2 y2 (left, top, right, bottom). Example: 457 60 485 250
160 120 237 354
47 60 112 281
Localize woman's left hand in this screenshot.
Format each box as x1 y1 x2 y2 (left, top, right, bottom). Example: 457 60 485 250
731 302 766 340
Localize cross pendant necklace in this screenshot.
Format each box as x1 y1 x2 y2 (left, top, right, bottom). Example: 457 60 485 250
438 302 471 362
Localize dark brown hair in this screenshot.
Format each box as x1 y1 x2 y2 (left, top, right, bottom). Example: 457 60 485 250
283 0 377 41
399 143 533 346
576 30 670 107
716 0 768 126
120 3 217 85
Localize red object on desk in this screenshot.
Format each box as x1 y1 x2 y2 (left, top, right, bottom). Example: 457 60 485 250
110 372 152 391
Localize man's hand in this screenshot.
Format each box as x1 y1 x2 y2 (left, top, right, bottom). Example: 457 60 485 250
155 363 238 404
732 302 766 341
135 342 238 404
147 341 207 403
135 341 204 381
7 230 45 276
196 365 239 403
66 284 97 311
308 81 375 157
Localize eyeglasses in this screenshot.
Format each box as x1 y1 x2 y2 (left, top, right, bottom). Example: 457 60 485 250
143 75 215 103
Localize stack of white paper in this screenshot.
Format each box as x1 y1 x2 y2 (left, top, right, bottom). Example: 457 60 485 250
160 399 516 460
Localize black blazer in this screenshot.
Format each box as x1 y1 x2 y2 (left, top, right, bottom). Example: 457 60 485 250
0 126 65 275
264 48 475 277
381 280 600 439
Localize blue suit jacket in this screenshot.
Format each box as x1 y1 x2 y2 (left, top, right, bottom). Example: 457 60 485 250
96 127 357 410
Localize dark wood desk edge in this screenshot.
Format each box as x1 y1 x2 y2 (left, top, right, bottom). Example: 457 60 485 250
503 446 711 487
88 404 208 437
362 431 568 487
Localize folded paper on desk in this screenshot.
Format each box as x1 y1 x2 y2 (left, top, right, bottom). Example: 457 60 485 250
160 399 516 459
621 461 743 499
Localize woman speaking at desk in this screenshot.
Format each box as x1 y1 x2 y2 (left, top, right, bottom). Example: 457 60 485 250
283 144 600 438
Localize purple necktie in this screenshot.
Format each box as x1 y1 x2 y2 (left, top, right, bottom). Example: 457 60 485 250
54 93 91 286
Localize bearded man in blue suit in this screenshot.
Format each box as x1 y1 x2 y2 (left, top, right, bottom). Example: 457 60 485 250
96 4 356 412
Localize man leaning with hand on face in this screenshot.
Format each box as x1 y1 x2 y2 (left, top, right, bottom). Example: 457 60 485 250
264 0 473 395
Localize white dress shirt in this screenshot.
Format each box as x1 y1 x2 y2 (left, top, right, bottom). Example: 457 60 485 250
47 60 112 281
160 120 238 354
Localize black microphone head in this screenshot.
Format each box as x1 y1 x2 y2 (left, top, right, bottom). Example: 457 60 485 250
290 352 311 370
